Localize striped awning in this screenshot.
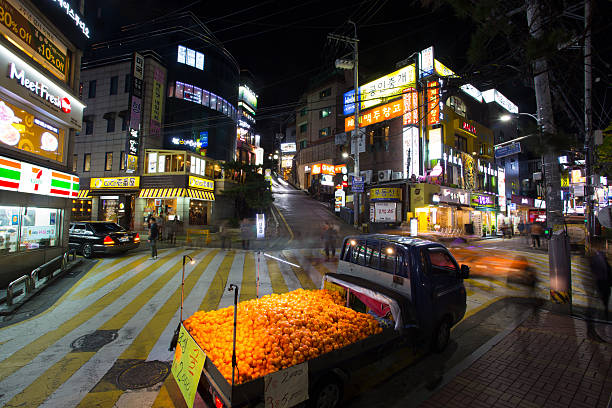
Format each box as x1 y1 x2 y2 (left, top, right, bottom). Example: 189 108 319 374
187 189 215 201
139 188 186 198
77 190 92 199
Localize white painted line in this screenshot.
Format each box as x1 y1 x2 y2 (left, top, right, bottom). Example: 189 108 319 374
218 252 246 309
255 251 274 297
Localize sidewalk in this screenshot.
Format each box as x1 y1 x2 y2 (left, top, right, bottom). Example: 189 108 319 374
419 310 612 408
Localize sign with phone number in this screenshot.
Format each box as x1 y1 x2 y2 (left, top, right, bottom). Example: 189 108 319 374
0 0 69 82
172 323 206 408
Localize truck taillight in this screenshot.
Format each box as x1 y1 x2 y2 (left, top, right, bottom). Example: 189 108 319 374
103 236 114 245
134 233 140 243
214 395 224 408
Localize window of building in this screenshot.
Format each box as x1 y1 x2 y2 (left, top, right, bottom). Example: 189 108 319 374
189 201 208 225
446 95 466 117
106 117 115 133
88 80 96 98
124 74 130 93
177 45 205 70
300 107 307 117
72 154 77 172
83 153 91 172
19 207 62 251
319 127 330 138
85 119 93 135
319 88 331 99
120 151 126 170
299 123 307 133
319 107 332 118
105 152 113 171
454 135 468 152
299 140 307 149
110 76 118 95
121 114 127 131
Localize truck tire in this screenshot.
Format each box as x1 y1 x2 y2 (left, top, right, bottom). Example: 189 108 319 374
309 375 343 408
82 243 93 258
431 317 451 353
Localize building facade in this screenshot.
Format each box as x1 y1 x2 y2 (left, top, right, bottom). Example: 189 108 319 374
0 0 86 285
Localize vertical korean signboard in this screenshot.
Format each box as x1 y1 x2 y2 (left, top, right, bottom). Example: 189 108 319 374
402 88 418 126
125 53 144 173
150 68 164 138
427 81 440 125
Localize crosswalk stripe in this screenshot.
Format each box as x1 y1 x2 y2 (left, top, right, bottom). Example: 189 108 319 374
255 252 274 297
0 249 182 383
282 251 317 290
465 279 495 292
218 252 246 309
198 251 235 311
266 257 289 294
71 253 151 300
241 252 257 301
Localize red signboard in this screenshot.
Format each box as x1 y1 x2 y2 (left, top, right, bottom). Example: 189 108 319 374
334 164 346 174
427 81 440 125
345 99 405 131
402 88 418 126
321 163 335 175
461 121 477 135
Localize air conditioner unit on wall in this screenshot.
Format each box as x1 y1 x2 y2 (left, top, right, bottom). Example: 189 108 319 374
392 171 403 180
378 169 392 182
360 170 373 184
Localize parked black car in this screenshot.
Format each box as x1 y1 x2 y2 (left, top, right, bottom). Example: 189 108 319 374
69 221 140 258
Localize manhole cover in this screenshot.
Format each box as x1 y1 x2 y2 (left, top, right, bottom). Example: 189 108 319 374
116 360 170 390
70 330 118 352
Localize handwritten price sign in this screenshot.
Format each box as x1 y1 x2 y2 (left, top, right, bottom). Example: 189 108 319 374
172 324 206 408
264 362 308 408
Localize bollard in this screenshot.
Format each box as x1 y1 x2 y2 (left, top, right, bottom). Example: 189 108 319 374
548 230 572 312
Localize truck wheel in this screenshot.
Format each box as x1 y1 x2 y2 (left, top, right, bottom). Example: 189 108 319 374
82 243 93 258
310 375 342 408
432 317 451 353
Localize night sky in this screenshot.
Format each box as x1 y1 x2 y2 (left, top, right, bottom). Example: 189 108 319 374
83 0 611 149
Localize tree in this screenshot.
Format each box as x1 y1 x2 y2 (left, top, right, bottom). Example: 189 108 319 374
595 121 612 178
222 162 274 219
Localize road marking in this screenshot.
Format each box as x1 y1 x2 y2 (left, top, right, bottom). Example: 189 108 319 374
266 256 291 293
0 249 182 383
218 252 246 309
71 253 151 300
198 251 235 311
255 252 274 297
273 203 294 241
281 251 316 290
241 252 257 301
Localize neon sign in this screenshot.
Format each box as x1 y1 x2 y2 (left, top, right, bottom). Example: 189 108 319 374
461 121 477 135
51 0 90 38
9 62 70 112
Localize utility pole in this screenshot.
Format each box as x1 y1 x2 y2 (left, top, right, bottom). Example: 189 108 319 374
328 21 360 229
526 0 571 308
584 0 593 254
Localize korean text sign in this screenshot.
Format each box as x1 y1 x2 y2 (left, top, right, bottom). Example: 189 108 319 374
345 99 405 131
264 362 308 408
172 323 206 408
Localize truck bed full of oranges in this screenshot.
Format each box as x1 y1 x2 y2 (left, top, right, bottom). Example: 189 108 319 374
184 289 383 384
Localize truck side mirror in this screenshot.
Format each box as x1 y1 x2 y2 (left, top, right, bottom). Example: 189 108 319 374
460 264 470 279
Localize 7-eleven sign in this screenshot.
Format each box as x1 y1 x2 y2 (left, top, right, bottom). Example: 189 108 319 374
0 155 78 198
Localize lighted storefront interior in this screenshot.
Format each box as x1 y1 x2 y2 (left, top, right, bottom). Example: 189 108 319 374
0 206 63 254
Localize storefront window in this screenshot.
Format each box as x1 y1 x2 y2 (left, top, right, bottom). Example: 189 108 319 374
20 207 61 251
100 198 119 223
144 198 177 220
0 206 19 254
189 201 207 225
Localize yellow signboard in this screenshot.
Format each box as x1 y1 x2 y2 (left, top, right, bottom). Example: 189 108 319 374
188 175 214 191
370 187 402 201
359 64 416 110
172 323 206 408
90 176 140 189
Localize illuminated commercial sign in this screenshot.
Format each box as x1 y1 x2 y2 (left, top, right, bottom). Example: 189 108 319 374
321 174 334 186
471 193 495 207
460 84 483 102
125 53 144 173
434 60 456 77
402 88 418 126
9 61 70 112
177 45 204 70
254 147 263 165
171 137 199 149
334 189 345 212
50 0 90 38
427 81 440 125
461 121 477 136
345 99 405 131
239 85 258 110
370 187 401 201
334 164 346 174
199 131 208 148
280 142 296 153
419 46 434 78
343 65 416 115
403 126 420 178
0 98 65 162
481 89 518 113
188 175 214 191
150 68 164 138
0 0 70 81
311 163 321 175
571 169 585 184
428 127 442 160
321 163 335 175
281 156 293 168
0 154 78 197
90 176 139 189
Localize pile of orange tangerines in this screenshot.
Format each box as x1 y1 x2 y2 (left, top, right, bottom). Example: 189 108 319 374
184 289 382 384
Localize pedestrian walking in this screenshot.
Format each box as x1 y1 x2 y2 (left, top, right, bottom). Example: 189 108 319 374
530 222 543 248
240 218 250 250
322 222 338 261
220 220 231 250
590 250 611 320
148 217 159 259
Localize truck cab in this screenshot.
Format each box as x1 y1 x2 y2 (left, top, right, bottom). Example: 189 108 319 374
335 234 469 351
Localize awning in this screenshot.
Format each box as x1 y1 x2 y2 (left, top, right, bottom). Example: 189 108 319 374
139 188 186 198
187 189 215 201
77 190 92 199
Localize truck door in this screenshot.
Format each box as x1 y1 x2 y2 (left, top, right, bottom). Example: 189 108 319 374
420 247 462 324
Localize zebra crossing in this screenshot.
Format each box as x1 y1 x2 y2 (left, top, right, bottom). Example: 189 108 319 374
0 246 593 407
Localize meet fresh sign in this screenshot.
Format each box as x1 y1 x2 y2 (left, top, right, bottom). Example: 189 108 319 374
9 62 70 112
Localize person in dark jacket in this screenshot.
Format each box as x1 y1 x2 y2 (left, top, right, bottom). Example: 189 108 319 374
148 217 159 259
590 250 611 320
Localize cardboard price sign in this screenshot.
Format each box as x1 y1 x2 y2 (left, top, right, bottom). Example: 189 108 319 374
264 362 308 408
172 323 206 408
